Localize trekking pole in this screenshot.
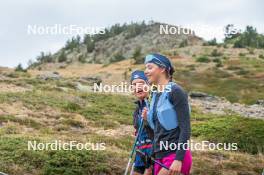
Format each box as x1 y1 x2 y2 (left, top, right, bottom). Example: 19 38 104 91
136 150 169 171
124 118 144 175
129 163 135 175
124 98 149 175
0 172 9 175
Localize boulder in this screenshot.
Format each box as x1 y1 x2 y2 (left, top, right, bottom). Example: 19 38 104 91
79 76 102 86
75 82 92 92
256 99 264 106
37 72 61 80
189 91 221 102
189 91 209 98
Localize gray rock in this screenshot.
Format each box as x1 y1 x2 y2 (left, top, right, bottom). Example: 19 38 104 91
37 72 61 80
189 91 209 98
0 74 7 81
56 87 68 92
75 82 92 92
256 100 264 106
191 95 264 119
189 91 219 101
79 76 102 86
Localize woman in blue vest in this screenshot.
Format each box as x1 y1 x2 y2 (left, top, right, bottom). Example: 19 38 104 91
142 54 192 175
130 70 154 175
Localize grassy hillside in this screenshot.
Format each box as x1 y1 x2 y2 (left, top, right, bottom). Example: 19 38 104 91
3 23 264 175
0 73 263 175
27 44 264 104
169 46 264 104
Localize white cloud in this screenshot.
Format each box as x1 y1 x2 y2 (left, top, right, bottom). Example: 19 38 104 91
0 0 263 67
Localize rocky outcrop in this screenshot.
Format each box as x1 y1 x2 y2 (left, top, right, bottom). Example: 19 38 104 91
37 72 61 80
189 91 222 101
189 91 264 119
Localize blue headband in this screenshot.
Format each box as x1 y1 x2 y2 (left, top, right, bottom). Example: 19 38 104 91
130 70 148 83
144 53 174 75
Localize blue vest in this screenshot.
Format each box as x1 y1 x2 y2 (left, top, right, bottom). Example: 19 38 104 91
147 82 178 130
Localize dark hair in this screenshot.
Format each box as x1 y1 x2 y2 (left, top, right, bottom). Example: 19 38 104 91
169 66 175 76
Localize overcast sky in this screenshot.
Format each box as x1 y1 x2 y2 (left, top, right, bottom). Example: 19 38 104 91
0 0 263 68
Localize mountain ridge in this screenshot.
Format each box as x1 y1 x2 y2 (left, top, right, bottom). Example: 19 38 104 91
28 22 203 68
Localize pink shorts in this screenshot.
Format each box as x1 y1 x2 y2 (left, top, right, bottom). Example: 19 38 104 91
154 150 192 175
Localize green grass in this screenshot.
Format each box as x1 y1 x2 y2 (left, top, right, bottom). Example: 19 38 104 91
0 137 124 175
174 67 264 104
0 90 135 129
191 111 264 154
0 74 263 174
196 55 210 63
79 93 134 126
0 115 42 129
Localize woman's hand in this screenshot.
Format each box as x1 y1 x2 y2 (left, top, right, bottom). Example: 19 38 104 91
141 107 148 120
144 167 152 175
168 160 182 175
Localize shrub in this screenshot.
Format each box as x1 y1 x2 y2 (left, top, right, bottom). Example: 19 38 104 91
124 22 147 39
227 65 242 70
248 48 255 54
216 62 223 67
192 114 264 154
132 46 144 64
173 51 179 56
204 38 218 46
58 50 67 62
233 26 264 49
196 56 210 63
83 34 95 53
259 54 264 59
78 55 86 63
179 39 188 48
237 69 250 75
211 49 223 57
65 35 81 51
213 58 223 67
63 102 81 112
212 58 221 63
36 52 53 63
239 52 246 57
15 63 27 72
110 52 125 63
223 56 229 60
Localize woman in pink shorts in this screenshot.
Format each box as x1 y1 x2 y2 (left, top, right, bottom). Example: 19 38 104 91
142 53 192 175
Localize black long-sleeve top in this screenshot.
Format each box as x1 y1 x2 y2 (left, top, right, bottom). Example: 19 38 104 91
152 84 191 161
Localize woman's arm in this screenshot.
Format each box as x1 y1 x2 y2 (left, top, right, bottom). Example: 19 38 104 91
169 85 191 161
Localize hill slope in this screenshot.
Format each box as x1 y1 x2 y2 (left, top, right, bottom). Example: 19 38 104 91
29 22 203 67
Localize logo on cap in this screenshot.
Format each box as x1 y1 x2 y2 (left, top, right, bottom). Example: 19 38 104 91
134 75 140 79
